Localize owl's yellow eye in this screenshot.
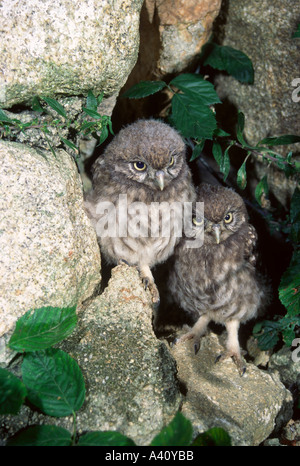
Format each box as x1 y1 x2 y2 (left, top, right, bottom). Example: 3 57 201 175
224 212 233 224
133 161 147 171
192 217 204 227
169 155 175 167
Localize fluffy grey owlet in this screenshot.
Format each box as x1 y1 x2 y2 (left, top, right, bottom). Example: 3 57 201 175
85 119 196 303
169 183 263 375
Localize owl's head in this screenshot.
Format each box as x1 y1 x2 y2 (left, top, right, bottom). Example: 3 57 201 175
192 183 248 244
103 119 187 192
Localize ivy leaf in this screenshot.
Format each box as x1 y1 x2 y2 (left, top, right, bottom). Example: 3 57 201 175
204 43 254 84
9 306 77 352
170 74 221 105
77 431 136 446
122 81 167 99
41 97 67 119
192 427 231 446
0 368 27 415
150 411 193 446
278 249 300 316
22 348 85 417
255 175 269 206
7 425 72 446
259 135 300 146
171 93 217 139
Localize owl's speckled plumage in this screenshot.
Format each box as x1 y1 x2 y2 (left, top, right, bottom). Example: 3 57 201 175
169 183 263 375
85 119 196 302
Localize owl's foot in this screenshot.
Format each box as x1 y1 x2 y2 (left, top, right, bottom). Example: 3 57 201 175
172 332 201 355
142 277 160 306
137 265 160 305
215 352 246 376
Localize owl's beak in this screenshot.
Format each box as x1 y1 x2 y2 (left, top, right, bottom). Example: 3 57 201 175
155 170 165 191
213 224 221 244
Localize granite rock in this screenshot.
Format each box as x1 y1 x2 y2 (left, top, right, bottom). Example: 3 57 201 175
170 332 293 446
0 140 101 363
0 0 143 108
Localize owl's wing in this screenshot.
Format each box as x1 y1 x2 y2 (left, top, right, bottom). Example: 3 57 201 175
244 224 258 265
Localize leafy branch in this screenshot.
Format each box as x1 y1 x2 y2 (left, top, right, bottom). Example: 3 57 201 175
0 91 114 161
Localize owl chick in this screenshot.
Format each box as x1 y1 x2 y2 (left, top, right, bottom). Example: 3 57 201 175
169 183 263 375
85 119 196 303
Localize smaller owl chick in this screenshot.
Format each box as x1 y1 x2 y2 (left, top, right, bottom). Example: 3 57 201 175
169 183 263 375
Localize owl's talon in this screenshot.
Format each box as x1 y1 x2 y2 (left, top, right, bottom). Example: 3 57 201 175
215 352 246 376
170 337 179 347
194 342 200 354
215 354 222 364
118 259 130 266
142 277 149 290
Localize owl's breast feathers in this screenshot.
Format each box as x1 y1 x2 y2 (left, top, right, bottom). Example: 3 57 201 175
171 223 261 322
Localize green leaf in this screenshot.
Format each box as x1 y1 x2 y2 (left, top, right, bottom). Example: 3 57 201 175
60 137 79 153
214 127 230 137
259 135 300 146
290 187 300 243
279 249 300 316
237 161 247 189
190 140 205 161
0 108 13 123
86 90 98 112
191 427 231 446
171 93 217 139
9 306 77 352
170 74 221 105
32 97 44 113
99 125 109 145
77 431 136 446
253 320 282 350
42 97 67 118
236 111 249 147
82 107 103 119
237 152 251 190
281 315 300 346
255 175 269 206
0 368 27 415
7 425 72 446
122 81 167 99
22 348 85 417
212 141 222 165
204 43 254 84
220 144 231 181
97 92 104 106
150 411 193 446
80 120 98 132
292 23 300 38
